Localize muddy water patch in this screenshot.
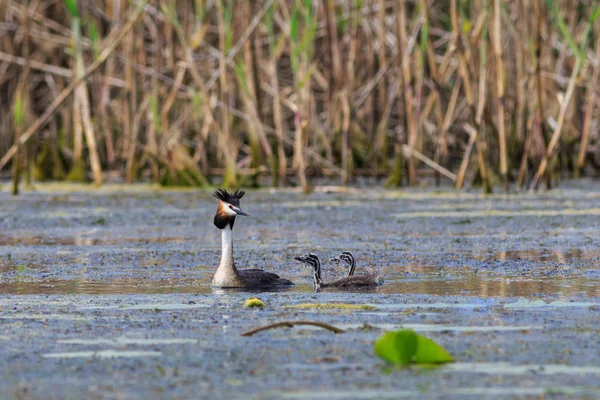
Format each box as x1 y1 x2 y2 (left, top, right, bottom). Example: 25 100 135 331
504 299 600 309
58 337 198 345
282 361 600 376
0 278 215 295
0 234 192 247
0 313 87 321
277 387 600 399
42 350 162 359
395 208 600 219
446 362 600 375
334 323 542 332
78 302 211 311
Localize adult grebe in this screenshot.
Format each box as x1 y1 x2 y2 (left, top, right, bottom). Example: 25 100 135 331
212 188 293 289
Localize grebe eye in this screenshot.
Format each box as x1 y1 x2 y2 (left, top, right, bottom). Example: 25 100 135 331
229 205 234 209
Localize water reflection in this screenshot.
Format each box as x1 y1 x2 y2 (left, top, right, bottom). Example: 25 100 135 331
471 248 600 262
0 273 597 297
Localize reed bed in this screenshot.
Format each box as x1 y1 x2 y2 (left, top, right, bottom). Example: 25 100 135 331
1 0 599 193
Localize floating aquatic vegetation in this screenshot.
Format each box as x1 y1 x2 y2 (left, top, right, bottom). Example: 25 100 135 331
244 297 265 308
374 329 453 366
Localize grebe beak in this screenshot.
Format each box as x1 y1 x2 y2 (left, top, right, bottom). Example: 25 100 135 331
231 205 250 216
294 256 306 262
329 257 341 263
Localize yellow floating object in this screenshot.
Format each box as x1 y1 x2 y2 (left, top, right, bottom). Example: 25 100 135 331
244 297 265 308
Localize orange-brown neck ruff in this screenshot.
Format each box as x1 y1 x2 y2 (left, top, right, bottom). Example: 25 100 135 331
214 201 236 229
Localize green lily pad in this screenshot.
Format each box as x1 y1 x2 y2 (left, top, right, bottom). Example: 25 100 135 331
414 335 454 364
374 329 453 366
374 330 417 365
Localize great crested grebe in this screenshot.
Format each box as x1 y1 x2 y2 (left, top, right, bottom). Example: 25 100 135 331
211 188 293 289
294 253 380 291
330 251 384 285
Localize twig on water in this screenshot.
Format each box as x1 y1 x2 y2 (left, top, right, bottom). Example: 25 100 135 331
241 320 345 337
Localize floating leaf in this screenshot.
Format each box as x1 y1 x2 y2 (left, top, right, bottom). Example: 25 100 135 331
414 335 454 364
374 329 453 366
244 297 265 308
374 330 417 365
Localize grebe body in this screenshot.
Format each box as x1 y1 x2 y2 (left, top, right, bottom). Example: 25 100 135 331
212 188 293 289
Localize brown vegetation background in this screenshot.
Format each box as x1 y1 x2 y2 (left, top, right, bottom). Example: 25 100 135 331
1 0 599 193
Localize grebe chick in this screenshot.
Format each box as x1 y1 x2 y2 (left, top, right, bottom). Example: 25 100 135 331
294 253 379 291
330 251 384 285
211 188 293 289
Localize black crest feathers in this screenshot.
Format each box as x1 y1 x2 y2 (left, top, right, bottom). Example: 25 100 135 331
213 188 245 206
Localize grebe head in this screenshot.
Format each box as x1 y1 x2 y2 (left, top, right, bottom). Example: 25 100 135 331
294 253 322 285
330 251 355 266
213 188 250 230
330 251 355 276
294 253 320 267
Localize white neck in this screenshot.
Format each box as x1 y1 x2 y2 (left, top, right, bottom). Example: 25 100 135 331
212 227 244 287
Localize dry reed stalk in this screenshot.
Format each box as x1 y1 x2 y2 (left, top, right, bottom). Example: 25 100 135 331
1 0 600 190
492 0 507 190
514 1 527 144
450 0 474 106
73 18 102 185
216 0 236 187
11 0 33 195
533 0 551 188
401 145 456 182
122 21 136 163
397 0 417 186
455 124 477 189
422 0 447 183
160 64 186 129
474 2 491 193
0 0 147 171
531 52 582 189
341 91 350 185
250 2 264 127
532 2 597 188
125 95 148 183
575 20 600 176
77 82 102 184
340 1 360 185
376 0 388 152
294 107 308 193
449 0 492 192
517 112 535 188
99 0 120 167
325 0 342 95
239 0 264 173
375 79 399 155
269 59 287 186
